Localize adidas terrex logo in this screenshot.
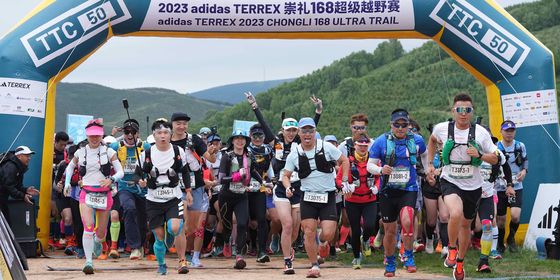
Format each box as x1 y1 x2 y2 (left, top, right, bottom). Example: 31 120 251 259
538 205 558 229
0 82 31 89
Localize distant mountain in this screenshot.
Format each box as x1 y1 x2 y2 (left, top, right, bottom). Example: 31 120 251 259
55 83 230 134
189 79 295 104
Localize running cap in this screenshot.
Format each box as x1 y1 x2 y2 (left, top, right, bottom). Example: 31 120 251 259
501 120 516 130
281 118 298 129
298 117 316 128
249 123 265 135
324 135 338 144
123 119 140 131
390 109 409 122
354 135 371 146
171 112 191 122
199 127 211 135
85 119 104 136
15 146 35 156
207 134 221 143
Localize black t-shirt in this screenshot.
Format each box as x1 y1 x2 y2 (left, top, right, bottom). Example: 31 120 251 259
171 133 207 188
53 149 65 165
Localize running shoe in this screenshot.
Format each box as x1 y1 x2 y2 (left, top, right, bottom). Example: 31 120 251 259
441 246 449 259
168 246 177 254
224 243 232 258
476 258 491 273
270 234 280 254
59 238 67 247
145 254 157 261
306 265 320 278
318 242 330 259
82 261 94 275
414 240 425 253
352 257 362 269
425 238 434 254
234 255 246 269
93 239 103 258
129 249 141 260
508 239 518 253
453 266 465 280
177 259 189 274
444 248 457 268
190 259 204 268
373 234 383 250
435 240 442 253
283 259 295 275
256 252 270 263
384 255 396 277
76 248 85 259
157 264 167 275
247 247 257 257
213 245 224 257
489 249 502 259
362 237 372 257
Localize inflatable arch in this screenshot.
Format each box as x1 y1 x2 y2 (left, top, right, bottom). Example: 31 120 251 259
0 0 557 248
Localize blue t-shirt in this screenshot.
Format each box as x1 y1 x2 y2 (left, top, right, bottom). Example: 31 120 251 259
110 141 152 197
369 133 426 192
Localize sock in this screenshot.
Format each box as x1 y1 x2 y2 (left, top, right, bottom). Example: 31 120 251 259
154 239 166 266
498 227 505 248
492 226 499 251
426 224 436 240
83 231 94 263
329 244 336 255
284 257 291 264
203 228 213 249
338 226 350 246
193 251 200 262
439 222 449 247
480 226 492 257
509 222 519 242
110 222 120 247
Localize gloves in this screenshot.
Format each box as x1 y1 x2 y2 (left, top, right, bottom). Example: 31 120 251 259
370 186 379 195
245 92 257 109
63 184 71 197
341 182 355 195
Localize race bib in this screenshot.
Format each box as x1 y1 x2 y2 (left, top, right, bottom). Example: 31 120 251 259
229 183 246 194
153 187 176 200
367 177 376 188
387 167 410 187
124 158 136 174
480 165 492 181
85 192 108 210
512 172 519 184
448 164 474 179
212 184 222 193
303 192 328 203
190 172 196 188
247 180 262 192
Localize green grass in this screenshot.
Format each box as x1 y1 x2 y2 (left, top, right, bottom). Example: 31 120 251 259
335 248 560 278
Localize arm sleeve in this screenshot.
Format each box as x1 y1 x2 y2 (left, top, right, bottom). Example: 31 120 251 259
253 107 275 144
502 160 513 185
313 112 321 126
183 147 201 171
521 143 529 170
65 159 77 186
218 153 231 184
55 162 67 183
111 159 124 181
2 163 26 199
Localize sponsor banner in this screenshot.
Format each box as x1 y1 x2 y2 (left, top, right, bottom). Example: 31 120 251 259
501 89 558 128
430 0 530 75
20 0 131 68
141 0 414 32
524 184 560 250
0 78 47 119
233 120 258 136
66 114 94 144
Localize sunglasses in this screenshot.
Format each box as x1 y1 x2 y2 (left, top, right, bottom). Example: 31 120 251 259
352 125 367 130
251 134 265 139
124 129 137 135
300 128 316 134
283 121 298 127
392 122 409 129
85 122 102 129
454 106 474 114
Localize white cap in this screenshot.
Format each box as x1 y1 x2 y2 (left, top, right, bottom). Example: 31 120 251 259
15 146 35 156
103 136 117 144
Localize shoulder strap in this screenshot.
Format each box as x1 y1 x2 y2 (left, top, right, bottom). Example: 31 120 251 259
497 141 505 152
447 121 455 140
345 139 354 156
468 123 476 142
385 133 395 163
172 145 182 172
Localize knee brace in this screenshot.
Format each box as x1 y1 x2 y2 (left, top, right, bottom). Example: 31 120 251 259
167 219 184 237
482 219 492 233
400 206 414 237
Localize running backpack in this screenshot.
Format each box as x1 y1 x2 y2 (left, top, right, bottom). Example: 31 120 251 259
384 132 417 165
142 145 184 189
497 140 526 167
441 121 482 167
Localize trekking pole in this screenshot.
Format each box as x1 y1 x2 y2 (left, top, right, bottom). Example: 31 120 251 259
146 116 150 135
122 99 143 178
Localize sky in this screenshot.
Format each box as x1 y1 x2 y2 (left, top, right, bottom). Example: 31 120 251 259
0 0 536 93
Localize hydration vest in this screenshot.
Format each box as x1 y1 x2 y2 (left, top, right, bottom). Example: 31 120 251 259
117 140 145 170
384 132 417 165
78 145 112 177
441 121 482 167
142 145 184 189
297 140 336 179
497 140 526 167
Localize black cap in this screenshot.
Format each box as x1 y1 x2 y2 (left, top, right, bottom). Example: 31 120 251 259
123 119 140 131
391 109 409 122
171 112 191 122
250 123 264 135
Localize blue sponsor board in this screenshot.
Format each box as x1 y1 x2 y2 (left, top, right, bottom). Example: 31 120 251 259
430 0 530 75
20 0 131 68
66 114 93 144
233 120 258 136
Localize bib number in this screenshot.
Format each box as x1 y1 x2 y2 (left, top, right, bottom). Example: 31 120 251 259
448 164 474 179
153 187 176 200
367 177 376 188
387 167 410 188
480 165 492 181
85 192 108 210
303 192 328 203
512 172 519 184
247 180 262 192
212 184 222 193
190 172 196 188
124 158 136 174
229 183 246 194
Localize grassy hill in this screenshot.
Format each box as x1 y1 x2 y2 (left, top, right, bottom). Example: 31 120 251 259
191 0 560 139
55 83 230 134
190 79 295 104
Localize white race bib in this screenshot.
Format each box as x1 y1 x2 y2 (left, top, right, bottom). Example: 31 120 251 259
247 180 262 192
303 192 328 203
448 164 474 179
85 192 108 210
190 172 196 188
124 158 136 174
212 184 222 193
480 165 492 181
387 167 410 187
153 187 176 200
367 177 376 188
512 172 519 184
229 183 246 194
